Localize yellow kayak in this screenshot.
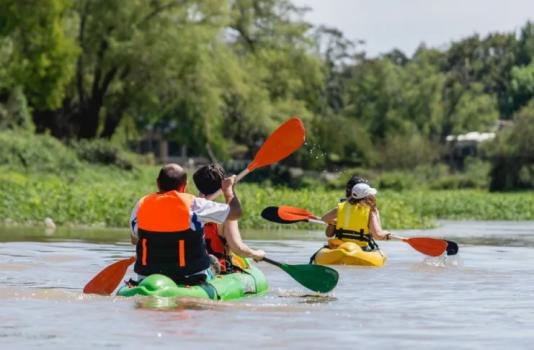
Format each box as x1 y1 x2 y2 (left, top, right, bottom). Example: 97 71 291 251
312 239 387 267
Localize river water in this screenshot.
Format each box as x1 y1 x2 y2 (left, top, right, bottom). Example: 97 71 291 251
1 221 534 349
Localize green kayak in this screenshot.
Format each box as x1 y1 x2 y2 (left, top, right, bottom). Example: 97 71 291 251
117 263 268 301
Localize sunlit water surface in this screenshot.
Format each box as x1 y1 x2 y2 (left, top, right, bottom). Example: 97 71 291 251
1 221 534 349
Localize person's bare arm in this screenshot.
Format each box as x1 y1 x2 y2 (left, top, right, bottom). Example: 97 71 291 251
321 207 338 225
222 176 242 221
369 210 391 240
222 220 265 261
131 235 138 245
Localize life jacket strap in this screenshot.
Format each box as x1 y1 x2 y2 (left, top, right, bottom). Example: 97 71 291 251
334 229 370 242
334 229 381 251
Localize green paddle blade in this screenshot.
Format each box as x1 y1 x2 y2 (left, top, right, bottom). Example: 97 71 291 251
279 262 339 293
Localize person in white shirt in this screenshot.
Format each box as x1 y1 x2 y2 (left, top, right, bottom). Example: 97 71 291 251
193 164 265 274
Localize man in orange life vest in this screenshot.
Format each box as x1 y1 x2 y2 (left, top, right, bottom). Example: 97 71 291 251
129 163 242 284
193 164 265 274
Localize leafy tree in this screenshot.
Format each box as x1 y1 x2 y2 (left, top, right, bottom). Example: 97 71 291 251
488 99 534 190
0 0 78 109
517 21 534 66
447 83 499 134
443 33 519 117
508 59 534 113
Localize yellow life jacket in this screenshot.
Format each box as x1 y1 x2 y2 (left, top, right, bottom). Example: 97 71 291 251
335 201 374 248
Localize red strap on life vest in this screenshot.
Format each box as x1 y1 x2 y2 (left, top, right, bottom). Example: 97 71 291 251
204 223 227 271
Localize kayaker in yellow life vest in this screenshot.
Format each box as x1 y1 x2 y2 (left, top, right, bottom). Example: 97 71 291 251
193 164 265 274
129 163 242 285
321 180 391 251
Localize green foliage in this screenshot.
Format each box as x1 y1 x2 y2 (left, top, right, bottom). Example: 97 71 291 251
448 83 500 134
0 1 533 191
0 0 78 109
0 131 79 173
71 139 137 170
488 99 534 190
0 166 155 227
443 32 519 116
1 165 532 229
0 86 34 132
376 172 417 191
509 61 534 111
379 133 441 170
408 189 534 220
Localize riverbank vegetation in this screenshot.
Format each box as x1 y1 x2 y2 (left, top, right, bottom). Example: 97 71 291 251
1 133 532 229
1 0 533 230
2 164 533 230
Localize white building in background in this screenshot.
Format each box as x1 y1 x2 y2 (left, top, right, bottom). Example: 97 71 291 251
445 131 496 143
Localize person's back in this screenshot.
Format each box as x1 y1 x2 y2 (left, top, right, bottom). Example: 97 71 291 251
333 188 377 250
130 163 242 284
135 190 210 281
321 177 391 251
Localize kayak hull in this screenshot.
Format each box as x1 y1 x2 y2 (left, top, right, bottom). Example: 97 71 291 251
313 240 387 267
117 263 268 301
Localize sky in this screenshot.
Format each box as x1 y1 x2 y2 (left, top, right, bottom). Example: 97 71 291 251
292 0 534 57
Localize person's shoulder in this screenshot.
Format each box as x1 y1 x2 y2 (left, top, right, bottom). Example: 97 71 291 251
191 196 227 209
180 192 196 200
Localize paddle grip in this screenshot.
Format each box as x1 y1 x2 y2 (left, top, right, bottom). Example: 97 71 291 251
390 234 407 242
206 168 250 201
308 218 326 224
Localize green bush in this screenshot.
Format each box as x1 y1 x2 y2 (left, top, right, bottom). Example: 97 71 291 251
429 174 478 189
0 87 34 132
376 171 417 190
324 167 378 190
0 131 79 173
71 139 136 170
378 133 441 170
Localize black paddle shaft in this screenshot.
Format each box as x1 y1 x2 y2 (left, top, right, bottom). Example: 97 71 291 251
262 257 284 268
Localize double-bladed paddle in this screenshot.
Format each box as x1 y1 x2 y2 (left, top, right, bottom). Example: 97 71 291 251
261 205 459 257
84 117 306 295
207 117 305 200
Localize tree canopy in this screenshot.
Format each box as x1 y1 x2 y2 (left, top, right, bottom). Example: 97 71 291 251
0 1 533 189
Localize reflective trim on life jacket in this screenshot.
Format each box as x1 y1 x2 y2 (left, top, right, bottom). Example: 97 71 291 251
134 191 210 280
204 223 233 273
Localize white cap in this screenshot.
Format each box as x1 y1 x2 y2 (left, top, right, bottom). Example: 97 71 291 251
350 183 377 200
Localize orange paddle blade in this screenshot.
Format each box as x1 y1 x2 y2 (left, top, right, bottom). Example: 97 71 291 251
246 117 305 172
83 256 135 295
278 205 315 221
404 238 448 257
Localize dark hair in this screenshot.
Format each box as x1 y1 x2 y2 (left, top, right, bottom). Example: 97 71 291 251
345 175 369 197
193 164 226 195
157 164 187 192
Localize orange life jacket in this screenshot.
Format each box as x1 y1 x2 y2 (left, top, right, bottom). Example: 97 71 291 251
204 223 233 273
134 191 210 282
